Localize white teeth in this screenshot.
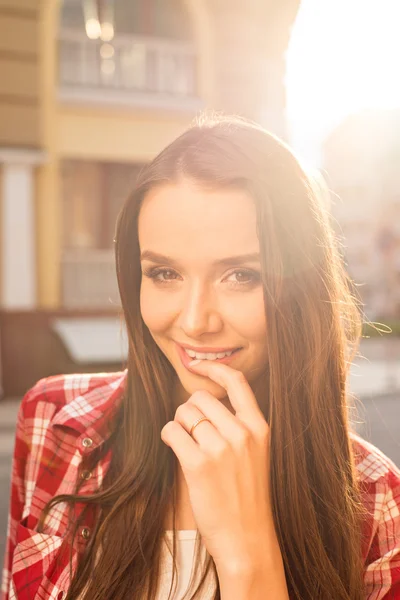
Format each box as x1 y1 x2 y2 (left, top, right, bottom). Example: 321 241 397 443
184 348 236 360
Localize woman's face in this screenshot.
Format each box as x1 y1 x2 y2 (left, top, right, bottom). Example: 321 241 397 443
138 178 268 406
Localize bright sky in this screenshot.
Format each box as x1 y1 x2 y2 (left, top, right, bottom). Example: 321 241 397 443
285 0 400 167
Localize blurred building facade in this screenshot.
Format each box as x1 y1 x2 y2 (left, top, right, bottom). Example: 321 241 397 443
322 109 400 320
0 0 299 396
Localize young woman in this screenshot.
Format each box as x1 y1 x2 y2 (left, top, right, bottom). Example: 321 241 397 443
2 116 400 600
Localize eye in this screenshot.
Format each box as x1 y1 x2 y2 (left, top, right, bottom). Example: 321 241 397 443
224 269 260 286
142 266 180 284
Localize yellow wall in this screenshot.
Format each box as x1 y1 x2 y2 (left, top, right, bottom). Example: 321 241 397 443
0 1 41 148
58 106 194 163
183 0 215 106
35 0 61 309
0 57 38 98
0 165 2 303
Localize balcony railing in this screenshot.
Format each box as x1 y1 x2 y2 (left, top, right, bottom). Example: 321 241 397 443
59 29 200 108
62 248 120 310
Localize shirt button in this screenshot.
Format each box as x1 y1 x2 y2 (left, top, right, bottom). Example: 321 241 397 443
81 527 91 540
80 470 92 480
57 592 65 600
82 437 93 448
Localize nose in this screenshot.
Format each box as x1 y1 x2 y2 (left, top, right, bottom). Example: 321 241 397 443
178 281 223 338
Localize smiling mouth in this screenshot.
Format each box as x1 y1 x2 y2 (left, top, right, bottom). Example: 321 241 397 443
180 346 242 361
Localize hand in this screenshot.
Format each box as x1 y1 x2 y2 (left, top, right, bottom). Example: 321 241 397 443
161 360 281 575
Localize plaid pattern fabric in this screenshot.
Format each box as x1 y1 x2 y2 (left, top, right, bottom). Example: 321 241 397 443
1 371 399 599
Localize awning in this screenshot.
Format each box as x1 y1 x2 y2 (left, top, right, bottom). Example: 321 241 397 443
51 317 128 364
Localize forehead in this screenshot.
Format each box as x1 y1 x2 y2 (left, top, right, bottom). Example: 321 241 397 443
138 179 259 255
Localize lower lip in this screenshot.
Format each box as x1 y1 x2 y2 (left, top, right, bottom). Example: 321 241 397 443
176 343 241 371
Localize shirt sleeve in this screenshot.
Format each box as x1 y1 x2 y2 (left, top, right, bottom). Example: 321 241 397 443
0 398 29 600
364 467 400 599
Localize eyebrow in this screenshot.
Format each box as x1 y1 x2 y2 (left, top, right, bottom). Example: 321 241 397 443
140 250 261 267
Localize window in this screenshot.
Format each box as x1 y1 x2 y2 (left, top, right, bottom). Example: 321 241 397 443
61 160 145 250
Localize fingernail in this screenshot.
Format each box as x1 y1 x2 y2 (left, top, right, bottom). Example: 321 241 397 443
189 359 202 366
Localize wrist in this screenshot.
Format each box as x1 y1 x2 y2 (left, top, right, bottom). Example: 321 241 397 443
215 532 284 577
216 561 289 600
216 550 288 600
216 549 285 580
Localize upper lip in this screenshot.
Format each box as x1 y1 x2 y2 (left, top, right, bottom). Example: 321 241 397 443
177 343 241 353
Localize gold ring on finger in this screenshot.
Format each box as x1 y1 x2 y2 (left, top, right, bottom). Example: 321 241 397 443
189 416 210 437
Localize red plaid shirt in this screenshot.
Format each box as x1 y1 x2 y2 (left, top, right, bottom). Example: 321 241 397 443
1 371 400 600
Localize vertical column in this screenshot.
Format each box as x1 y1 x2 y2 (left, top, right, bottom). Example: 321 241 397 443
1 161 36 308
184 0 215 105
36 0 61 308
211 0 299 137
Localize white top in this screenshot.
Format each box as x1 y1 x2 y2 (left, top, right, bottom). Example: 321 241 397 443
78 531 217 599
156 531 217 599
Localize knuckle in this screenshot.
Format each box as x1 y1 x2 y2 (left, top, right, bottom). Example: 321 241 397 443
161 420 175 441
188 390 208 406
234 370 248 385
162 421 174 433
257 421 270 442
174 403 187 421
234 426 252 449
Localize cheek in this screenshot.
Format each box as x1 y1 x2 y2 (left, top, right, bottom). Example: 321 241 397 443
140 283 176 333
223 291 267 341
249 306 268 342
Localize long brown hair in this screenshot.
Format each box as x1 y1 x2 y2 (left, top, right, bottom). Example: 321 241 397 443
41 115 367 599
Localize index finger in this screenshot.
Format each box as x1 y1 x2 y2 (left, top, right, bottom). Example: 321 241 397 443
188 359 263 423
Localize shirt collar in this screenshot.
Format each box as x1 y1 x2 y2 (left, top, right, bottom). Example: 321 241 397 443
51 370 127 451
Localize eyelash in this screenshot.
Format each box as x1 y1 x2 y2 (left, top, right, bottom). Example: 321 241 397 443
142 267 260 288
